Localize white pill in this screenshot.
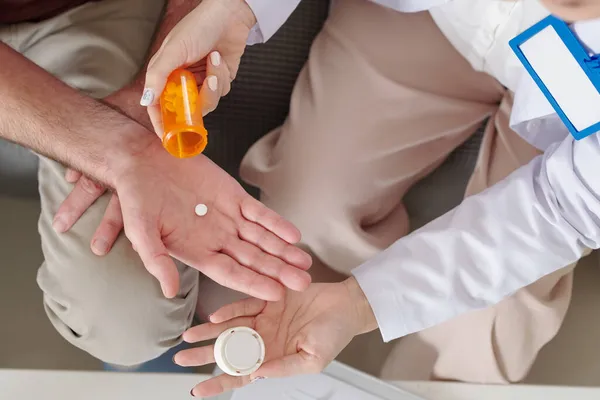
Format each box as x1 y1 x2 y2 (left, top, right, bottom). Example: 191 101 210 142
214 327 265 376
195 203 208 216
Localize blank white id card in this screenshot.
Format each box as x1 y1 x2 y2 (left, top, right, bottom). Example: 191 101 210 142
510 15 600 140
209 361 426 400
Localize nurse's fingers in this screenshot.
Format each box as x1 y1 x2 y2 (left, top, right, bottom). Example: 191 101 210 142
183 317 254 343
209 298 266 324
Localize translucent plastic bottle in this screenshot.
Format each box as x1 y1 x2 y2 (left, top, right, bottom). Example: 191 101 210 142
160 69 208 158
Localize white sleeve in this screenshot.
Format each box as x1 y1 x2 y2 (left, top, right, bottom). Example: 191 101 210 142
353 133 600 342
244 0 302 44
369 0 450 12
244 0 449 45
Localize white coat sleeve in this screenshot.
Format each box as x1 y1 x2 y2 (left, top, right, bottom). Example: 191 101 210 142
353 133 600 342
244 0 449 44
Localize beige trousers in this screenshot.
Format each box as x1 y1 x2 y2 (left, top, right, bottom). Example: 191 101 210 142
1 0 201 366
241 0 575 383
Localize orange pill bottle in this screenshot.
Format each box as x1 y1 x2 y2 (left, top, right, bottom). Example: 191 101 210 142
160 69 208 158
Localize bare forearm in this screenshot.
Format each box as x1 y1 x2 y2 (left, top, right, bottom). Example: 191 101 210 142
0 43 154 186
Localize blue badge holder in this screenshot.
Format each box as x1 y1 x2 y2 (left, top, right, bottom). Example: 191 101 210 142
510 15 600 140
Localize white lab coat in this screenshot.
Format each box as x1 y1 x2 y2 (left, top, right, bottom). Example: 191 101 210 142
244 0 600 341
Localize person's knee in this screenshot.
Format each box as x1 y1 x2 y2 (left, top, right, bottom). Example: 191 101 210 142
38 245 199 366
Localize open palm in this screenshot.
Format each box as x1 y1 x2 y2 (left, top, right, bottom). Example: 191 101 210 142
112 145 312 299
175 280 370 397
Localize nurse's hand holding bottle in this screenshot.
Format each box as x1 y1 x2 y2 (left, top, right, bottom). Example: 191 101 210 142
139 0 256 135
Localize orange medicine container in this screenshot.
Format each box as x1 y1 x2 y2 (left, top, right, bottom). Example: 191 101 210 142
160 69 208 158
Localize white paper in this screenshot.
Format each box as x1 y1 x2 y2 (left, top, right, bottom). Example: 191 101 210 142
519 25 600 132
231 374 384 400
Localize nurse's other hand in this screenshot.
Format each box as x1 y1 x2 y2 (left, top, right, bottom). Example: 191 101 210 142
176 278 378 397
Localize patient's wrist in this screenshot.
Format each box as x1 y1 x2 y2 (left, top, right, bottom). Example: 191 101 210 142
104 87 152 131
102 122 162 189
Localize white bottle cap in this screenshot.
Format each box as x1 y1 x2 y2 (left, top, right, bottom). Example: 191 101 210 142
214 327 265 376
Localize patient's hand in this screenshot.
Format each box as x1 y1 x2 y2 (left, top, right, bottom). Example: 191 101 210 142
176 277 378 397
53 149 312 300
56 168 123 257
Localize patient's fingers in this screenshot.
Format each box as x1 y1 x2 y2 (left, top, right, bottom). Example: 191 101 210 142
65 168 82 183
53 175 106 233
90 194 123 256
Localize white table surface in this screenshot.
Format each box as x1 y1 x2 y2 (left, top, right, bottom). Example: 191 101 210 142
2 368 600 400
